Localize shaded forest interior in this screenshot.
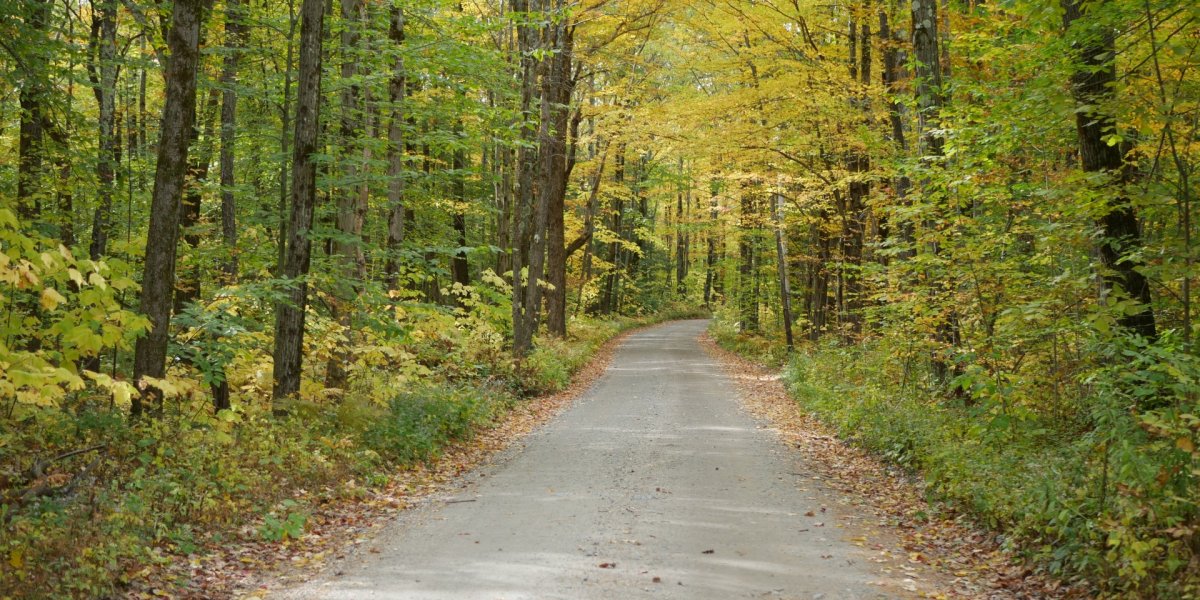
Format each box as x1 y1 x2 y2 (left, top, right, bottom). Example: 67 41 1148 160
1 0 1198 596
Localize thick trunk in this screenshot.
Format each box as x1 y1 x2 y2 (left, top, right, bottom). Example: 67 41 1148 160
738 191 757 332
271 0 326 405
1062 0 1157 340
131 0 210 417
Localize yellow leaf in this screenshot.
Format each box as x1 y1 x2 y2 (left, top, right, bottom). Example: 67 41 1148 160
9 549 23 569
88 272 108 290
40 287 67 311
1177 437 1195 453
68 268 85 287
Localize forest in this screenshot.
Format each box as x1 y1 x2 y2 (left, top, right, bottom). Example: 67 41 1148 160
0 0 1198 596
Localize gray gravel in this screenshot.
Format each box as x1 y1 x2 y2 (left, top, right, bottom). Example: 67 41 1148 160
274 320 896 599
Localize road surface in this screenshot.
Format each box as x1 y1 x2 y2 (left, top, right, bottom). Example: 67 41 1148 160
275 320 894 599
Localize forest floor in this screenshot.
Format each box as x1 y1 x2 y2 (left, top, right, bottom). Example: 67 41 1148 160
173 320 1071 599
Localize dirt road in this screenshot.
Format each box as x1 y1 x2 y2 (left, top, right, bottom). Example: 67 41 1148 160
275 320 897 599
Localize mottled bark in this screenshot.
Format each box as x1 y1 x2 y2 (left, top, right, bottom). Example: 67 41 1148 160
131 0 211 417
1062 0 1156 340
271 0 326 405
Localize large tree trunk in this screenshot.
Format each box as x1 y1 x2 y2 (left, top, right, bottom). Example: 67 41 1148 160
271 0 327 406
1061 0 1157 340
878 9 913 260
131 0 210 417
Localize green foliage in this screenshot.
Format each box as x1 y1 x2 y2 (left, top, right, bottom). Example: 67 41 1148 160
717 311 1200 597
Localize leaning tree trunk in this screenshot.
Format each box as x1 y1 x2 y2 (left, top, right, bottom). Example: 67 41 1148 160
271 0 327 406
131 0 210 417
1062 0 1157 340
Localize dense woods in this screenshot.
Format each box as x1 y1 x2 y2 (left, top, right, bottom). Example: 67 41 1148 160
1 0 1198 596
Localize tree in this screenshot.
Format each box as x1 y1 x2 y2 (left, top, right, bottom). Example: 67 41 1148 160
1061 0 1157 340
272 0 327 405
131 0 212 417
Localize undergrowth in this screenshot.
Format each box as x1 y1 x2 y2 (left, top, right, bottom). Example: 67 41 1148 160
710 317 1200 599
0 304 704 599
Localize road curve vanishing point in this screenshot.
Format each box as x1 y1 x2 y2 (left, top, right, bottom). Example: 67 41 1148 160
274 319 896 600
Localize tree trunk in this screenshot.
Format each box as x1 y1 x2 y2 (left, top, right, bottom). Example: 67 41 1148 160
511 0 543 357
543 20 577 338
175 88 221 315
16 0 54 224
384 6 407 291
219 0 245 284
131 0 210 417
325 0 368 392
774 193 794 351
271 0 327 405
89 0 119 261
1062 0 1157 340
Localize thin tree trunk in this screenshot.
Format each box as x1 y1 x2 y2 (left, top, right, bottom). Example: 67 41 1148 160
218 0 245 285
773 193 795 351
176 87 221 315
384 6 407 291
89 0 119 261
326 0 367 391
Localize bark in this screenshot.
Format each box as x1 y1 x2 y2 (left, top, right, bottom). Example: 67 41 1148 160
384 6 407 291
1062 0 1157 340
543 20 576 338
219 0 245 283
325 0 367 391
175 88 221 315
89 0 119 261
16 0 54 223
271 0 326 405
774 193 794 351
878 9 913 259
131 0 211 417
511 0 543 357
452 136 470 298
738 191 757 332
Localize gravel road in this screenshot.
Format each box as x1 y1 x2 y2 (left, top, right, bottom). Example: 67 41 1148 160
275 320 895 599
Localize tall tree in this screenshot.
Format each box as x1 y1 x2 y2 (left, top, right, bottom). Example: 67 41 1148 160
272 0 327 405
1061 0 1157 340
218 0 246 283
131 0 212 417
